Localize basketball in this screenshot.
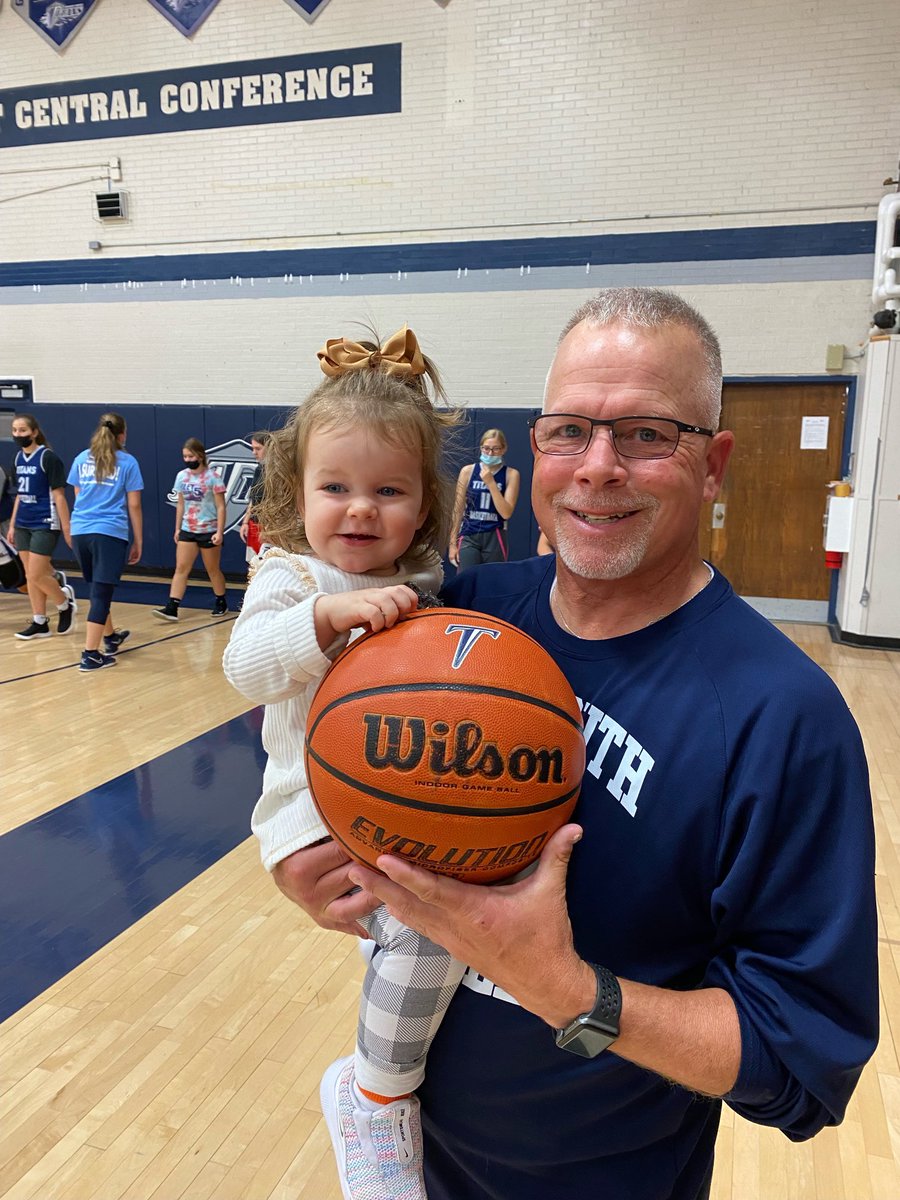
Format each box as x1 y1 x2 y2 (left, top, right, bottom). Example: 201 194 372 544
305 607 585 884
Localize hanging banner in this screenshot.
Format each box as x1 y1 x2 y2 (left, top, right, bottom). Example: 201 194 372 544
0 43 402 148
144 0 220 38
281 0 333 22
12 0 102 53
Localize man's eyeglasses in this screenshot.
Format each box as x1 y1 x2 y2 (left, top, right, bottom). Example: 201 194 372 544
529 414 715 460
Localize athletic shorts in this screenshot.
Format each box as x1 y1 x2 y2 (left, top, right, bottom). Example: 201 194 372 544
178 529 218 550
72 532 129 585
14 526 60 556
458 527 508 569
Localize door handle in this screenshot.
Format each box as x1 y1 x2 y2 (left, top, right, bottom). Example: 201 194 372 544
711 503 726 530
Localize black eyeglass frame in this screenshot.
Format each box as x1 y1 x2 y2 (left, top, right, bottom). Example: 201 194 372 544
528 413 716 460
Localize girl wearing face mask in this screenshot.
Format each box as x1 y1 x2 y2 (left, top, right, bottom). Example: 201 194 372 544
8 413 77 641
448 427 520 569
153 438 229 622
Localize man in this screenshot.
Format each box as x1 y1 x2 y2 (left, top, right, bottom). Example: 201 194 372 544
274 289 878 1199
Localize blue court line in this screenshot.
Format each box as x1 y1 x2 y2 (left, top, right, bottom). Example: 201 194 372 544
58 576 243 610
0 709 265 1023
1 617 237 686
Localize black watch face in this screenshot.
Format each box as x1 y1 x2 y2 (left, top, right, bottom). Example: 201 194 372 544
557 1021 616 1058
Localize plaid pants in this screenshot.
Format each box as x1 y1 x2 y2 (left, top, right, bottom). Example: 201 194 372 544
356 905 466 1098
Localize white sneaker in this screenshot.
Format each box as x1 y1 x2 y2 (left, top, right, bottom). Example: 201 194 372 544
320 1056 427 1200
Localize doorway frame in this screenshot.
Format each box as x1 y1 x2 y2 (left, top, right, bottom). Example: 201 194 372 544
720 373 857 624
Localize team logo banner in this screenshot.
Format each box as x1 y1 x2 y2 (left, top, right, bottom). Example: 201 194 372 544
144 0 220 38
12 0 102 53
0 43 401 148
281 0 333 22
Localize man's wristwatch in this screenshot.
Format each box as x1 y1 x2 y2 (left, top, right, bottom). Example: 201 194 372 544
554 964 622 1058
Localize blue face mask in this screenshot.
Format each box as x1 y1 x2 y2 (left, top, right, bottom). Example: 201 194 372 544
480 453 503 467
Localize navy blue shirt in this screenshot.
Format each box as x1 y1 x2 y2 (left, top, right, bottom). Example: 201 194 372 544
459 464 508 536
14 446 66 529
421 557 878 1200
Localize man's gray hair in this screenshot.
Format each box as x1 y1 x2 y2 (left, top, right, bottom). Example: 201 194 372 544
555 288 723 427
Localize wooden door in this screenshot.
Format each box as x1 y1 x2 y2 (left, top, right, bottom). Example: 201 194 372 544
699 383 847 600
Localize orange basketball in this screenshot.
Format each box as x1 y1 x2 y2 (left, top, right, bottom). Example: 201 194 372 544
305 607 585 884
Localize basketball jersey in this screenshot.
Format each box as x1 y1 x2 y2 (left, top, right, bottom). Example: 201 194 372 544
459 464 507 536
14 446 65 529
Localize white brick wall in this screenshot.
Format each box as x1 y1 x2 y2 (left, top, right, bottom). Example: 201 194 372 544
0 0 895 402
0 279 873 408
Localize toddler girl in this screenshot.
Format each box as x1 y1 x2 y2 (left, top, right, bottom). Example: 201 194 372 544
223 326 464 1200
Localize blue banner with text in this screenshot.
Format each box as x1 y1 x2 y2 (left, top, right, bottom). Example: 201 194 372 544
0 42 401 147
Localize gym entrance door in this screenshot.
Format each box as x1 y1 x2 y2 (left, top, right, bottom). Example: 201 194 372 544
699 381 848 621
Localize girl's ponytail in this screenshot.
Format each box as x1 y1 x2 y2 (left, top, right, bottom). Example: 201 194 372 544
90 412 126 482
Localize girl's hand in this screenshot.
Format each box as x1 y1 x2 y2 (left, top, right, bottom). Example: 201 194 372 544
479 463 494 484
128 542 142 565
212 531 223 545
63 529 72 550
173 530 180 545
448 541 459 566
314 585 419 650
238 522 249 544
272 839 376 937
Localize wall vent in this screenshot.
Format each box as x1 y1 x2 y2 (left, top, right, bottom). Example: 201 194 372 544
94 191 128 222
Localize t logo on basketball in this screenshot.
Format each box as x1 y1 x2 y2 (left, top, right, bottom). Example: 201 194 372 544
444 623 500 669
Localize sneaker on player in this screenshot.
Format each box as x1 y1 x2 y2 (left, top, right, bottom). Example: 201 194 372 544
103 628 131 654
320 1056 426 1200
57 585 77 635
152 599 179 622
15 620 51 640
79 649 118 671
211 596 229 617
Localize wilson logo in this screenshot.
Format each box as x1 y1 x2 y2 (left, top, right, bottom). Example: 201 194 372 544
362 714 565 784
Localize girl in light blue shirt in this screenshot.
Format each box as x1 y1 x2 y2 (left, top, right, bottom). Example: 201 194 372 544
67 412 143 671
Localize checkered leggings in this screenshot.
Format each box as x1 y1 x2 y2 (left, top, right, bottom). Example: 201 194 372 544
356 905 466 1098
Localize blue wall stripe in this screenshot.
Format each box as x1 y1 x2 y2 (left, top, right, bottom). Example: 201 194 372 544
0 222 875 289
0 710 264 1022
0 253 874 306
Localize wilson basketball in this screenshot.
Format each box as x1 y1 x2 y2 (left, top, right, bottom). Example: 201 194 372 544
305 607 585 884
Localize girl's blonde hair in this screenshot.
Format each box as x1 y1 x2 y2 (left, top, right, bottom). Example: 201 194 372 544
183 437 208 468
257 337 463 567
13 413 47 446
89 412 126 482
480 428 508 453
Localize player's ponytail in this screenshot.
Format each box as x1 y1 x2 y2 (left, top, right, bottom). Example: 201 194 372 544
90 412 126 482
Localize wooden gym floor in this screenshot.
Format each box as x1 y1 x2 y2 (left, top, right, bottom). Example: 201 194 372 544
1 588 899 1200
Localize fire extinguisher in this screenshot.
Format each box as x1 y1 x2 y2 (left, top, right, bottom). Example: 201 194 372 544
824 482 852 570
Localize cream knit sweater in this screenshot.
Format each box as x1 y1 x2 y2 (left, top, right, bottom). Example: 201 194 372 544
222 550 443 871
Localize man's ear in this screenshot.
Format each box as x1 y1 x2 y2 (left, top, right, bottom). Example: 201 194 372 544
702 430 734 503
